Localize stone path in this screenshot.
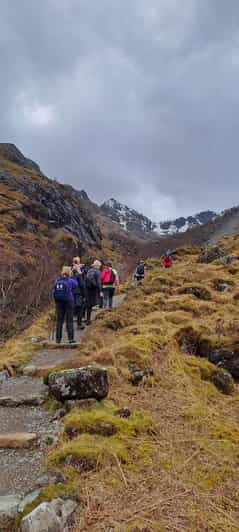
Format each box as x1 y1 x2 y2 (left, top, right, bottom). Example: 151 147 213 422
0 295 125 500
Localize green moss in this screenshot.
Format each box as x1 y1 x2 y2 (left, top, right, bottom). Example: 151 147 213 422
64 401 153 438
49 434 130 471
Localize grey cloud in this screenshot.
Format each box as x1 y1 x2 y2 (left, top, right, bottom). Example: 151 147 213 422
1 0 239 220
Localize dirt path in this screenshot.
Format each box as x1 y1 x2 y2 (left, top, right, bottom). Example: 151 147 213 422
0 295 125 499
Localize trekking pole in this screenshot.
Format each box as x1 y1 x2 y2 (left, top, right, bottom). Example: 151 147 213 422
51 309 56 342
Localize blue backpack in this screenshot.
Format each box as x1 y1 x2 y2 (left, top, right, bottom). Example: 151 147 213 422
53 278 71 302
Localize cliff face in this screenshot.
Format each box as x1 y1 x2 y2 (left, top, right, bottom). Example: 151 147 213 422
0 144 102 338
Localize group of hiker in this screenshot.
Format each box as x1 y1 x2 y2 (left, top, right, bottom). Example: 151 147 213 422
53 249 174 344
53 257 119 344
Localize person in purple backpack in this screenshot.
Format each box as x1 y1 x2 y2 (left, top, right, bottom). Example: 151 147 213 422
53 266 78 344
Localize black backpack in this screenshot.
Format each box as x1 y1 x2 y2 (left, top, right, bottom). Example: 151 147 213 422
86 268 97 289
136 264 145 276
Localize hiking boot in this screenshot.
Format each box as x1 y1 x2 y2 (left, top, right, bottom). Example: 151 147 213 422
86 321 91 326
77 324 85 330
69 340 77 344
56 339 61 344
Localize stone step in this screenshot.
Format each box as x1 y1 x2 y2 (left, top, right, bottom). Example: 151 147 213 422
0 377 48 407
36 341 81 349
0 433 38 449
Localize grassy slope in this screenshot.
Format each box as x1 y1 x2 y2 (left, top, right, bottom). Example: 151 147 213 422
27 234 238 532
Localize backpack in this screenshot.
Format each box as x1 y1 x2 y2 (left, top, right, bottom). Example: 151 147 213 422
86 268 97 289
53 278 71 302
108 269 116 284
136 264 145 276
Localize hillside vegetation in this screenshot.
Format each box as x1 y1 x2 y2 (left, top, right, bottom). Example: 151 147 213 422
17 234 238 531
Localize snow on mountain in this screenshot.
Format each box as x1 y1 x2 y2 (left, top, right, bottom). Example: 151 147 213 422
156 211 217 235
101 199 218 237
101 198 156 234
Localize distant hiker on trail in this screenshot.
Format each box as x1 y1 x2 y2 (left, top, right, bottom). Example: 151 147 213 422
101 261 119 309
53 266 78 344
162 250 173 268
134 260 145 284
72 262 85 330
85 260 102 325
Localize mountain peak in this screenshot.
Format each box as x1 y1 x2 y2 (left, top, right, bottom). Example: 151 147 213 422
101 198 156 234
0 143 41 172
156 210 217 235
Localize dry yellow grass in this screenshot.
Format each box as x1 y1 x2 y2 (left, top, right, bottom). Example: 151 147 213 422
4 235 239 530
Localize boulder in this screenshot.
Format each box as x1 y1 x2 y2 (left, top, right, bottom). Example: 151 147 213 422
210 369 234 395
48 366 109 402
0 495 21 531
208 349 239 379
20 498 77 532
198 246 225 264
180 286 211 301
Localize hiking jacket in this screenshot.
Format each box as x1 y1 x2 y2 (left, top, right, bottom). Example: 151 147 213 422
162 256 172 268
72 271 86 296
101 268 119 288
86 268 102 291
53 276 78 302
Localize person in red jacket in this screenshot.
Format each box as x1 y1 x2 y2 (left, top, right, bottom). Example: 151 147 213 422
162 250 173 268
101 261 119 309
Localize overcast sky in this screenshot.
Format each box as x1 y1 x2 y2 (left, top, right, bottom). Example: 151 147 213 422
1 0 239 221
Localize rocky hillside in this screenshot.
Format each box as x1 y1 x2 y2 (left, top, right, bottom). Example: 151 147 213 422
101 198 156 235
2 234 239 529
0 144 102 338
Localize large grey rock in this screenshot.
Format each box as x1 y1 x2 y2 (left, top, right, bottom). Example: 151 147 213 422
20 498 77 532
48 366 109 402
0 495 21 531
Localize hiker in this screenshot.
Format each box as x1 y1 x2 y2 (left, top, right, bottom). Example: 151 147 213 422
134 260 145 284
85 259 102 325
162 250 173 268
101 261 119 309
53 266 78 344
72 262 85 330
72 256 88 321
98 261 105 309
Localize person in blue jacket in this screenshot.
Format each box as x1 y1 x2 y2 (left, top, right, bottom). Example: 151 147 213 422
53 266 78 344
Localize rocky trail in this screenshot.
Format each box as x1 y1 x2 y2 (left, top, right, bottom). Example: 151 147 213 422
0 295 125 529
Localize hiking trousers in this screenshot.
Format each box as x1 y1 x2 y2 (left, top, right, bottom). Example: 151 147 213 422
55 300 74 342
103 287 115 309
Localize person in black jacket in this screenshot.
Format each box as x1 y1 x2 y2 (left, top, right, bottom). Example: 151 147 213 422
85 260 102 325
72 261 86 330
